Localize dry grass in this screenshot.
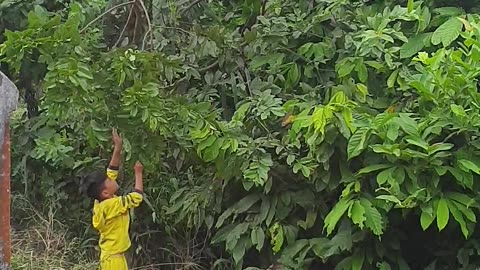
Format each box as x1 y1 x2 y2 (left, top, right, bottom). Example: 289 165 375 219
11 229 98 270
11 195 98 270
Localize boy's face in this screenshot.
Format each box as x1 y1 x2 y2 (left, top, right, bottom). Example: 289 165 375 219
100 178 119 199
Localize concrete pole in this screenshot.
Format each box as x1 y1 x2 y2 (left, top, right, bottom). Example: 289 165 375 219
0 124 11 270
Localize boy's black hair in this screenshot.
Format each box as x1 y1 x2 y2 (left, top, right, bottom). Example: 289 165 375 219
80 170 107 200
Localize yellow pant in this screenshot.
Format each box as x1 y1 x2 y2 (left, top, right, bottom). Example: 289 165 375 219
100 253 128 270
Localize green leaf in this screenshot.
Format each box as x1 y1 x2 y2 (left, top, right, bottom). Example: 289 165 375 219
278 239 309 265
400 34 430 58
352 252 365 270
312 107 333 134
232 102 251 122
250 56 270 69
377 195 403 207
356 83 368 101
356 164 392 175
287 63 300 87
244 29 257 42
451 104 466 116
257 198 271 223
234 193 262 214
341 109 354 132
355 61 368 83
387 123 400 141
216 194 260 228
324 198 353 236
266 197 278 226
364 61 383 70
407 0 414 13
377 168 395 185
251 227 265 251
211 223 237 244
377 262 392 270
350 201 366 229
286 154 295 165
428 143 454 155
431 17 463 47
406 137 429 151
419 8 432 32
396 114 418 136
298 43 313 55
387 69 399 88
360 198 384 236
433 7 464 16
232 237 247 263
447 192 475 208
421 210 435 230
270 223 284 254
203 138 222 162
451 201 476 222
256 228 265 251
197 135 216 152
337 59 355 78
436 198 450 231
458 159 480 174
458 17 472 31
347 127 370 160
447 200 469 238
305 210 317 229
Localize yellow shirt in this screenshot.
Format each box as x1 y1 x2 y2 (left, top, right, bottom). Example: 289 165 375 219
92 168 143 257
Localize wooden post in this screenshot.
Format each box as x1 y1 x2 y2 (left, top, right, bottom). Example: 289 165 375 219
0 124 11 270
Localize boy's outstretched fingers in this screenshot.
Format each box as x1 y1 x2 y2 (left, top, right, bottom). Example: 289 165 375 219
112 128 122 146
134 161 144 192
134 161 144 172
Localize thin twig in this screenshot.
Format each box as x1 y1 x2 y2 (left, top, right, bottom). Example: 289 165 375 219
164 60 220 92
199 60 219 73
261 0 267 15
114 3 136 48
137 0 154 50
180 0 204 16
158 25 196 36
80 1 136 33
133 4 139 44
279 45 314 65
142 28 152 50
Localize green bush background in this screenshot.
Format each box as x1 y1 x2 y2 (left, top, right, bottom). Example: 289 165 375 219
3 0 480 269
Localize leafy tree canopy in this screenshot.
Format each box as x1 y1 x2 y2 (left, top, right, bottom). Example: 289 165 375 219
3 0 480 269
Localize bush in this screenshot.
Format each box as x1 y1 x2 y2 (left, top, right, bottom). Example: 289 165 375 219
3 0 480 269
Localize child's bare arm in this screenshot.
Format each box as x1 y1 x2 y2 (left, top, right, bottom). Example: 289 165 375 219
134 161 143 192
109 128 123 169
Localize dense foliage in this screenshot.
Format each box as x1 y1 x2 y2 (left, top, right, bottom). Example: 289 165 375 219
4 0 480 269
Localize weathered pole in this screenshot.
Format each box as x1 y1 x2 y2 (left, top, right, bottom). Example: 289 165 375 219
0 126 10 270
0 71 18 270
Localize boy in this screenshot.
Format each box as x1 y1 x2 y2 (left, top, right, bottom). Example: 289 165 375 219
81 128 144 270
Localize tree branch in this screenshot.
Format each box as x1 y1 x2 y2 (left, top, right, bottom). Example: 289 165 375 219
180 0 204 17
199 60 219 73
113 3 135 48
80 1 136 33
163 60 220 92
137 0 154 50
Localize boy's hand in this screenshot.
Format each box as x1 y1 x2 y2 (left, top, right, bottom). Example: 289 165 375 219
112 128 123 147
134 161 143 174
134 161 144 192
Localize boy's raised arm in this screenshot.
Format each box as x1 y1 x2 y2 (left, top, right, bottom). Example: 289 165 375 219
134 161 144 193
106 128 123 181
109 128 123 169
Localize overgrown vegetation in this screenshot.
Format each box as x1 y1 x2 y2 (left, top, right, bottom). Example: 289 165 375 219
4 0 480 269
11 195 97 270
